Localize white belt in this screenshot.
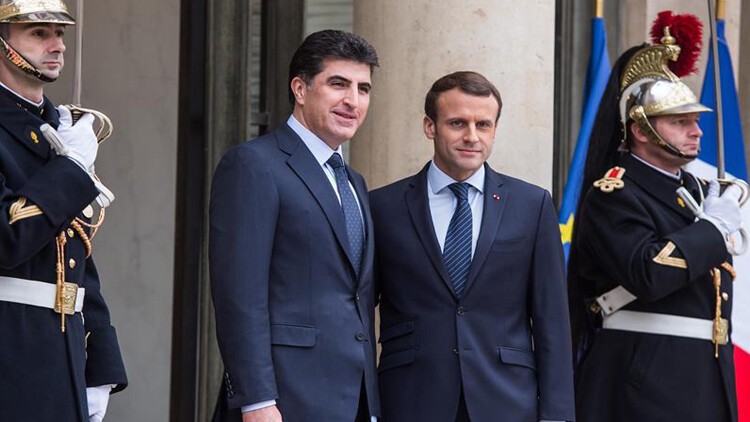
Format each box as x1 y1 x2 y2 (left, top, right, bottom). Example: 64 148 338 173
596 285 637 315
0 276 84 313
603 310 728 344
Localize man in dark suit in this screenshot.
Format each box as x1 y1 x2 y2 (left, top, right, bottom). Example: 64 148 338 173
0 2 127 421
370 71 575 422
210 30 380 422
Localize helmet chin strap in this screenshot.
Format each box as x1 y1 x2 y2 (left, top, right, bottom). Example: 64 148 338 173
629 105 698 160
0 35 57 83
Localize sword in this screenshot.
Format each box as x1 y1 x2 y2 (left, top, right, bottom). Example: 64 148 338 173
65 0 113 142
62 0 115 208
706 0 749 210
708 0 724 178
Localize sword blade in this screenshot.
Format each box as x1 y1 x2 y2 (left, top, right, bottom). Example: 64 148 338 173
708 0 725 178
72 0 83 106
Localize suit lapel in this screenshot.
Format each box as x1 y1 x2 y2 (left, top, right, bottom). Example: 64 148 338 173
405 164 454 296
277 124 358 273
463 165 507 296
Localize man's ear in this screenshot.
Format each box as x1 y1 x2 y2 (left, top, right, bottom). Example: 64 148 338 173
290 76 307 106
629 120 650 146
423 116 436 140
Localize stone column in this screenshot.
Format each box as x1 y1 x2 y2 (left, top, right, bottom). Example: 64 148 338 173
352 0 557 191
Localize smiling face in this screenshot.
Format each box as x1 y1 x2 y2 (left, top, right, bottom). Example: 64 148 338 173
425 88 499 181
631 112 703 173
2 23 66 80
291 59 372 149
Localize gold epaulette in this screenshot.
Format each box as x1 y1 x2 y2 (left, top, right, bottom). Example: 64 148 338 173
594 167 626 193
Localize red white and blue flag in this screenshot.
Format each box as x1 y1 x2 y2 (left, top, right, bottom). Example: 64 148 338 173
684 18 749 421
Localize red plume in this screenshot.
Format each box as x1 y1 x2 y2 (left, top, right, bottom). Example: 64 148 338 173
650 10 703 77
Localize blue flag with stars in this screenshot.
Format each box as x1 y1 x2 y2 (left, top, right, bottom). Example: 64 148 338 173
559 16 611 262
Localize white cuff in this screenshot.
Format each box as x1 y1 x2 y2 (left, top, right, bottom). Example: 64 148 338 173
241 399 277 413
87 384 115 421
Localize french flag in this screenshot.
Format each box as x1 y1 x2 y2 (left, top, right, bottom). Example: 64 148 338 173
684 18 749 421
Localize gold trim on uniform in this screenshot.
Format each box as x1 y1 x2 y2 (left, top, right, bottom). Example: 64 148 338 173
652 241 687 269
594 167 626 193
721 262 736 281
8 197 43 225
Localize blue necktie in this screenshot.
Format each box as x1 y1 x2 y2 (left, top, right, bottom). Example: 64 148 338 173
327 153 364 275
443 183 472 297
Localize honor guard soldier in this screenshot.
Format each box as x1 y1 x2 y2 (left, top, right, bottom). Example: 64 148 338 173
569 12 741 422
0 1 127 421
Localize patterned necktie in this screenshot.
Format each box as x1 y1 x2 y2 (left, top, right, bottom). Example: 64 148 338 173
327 153 364 275
443 182 472 297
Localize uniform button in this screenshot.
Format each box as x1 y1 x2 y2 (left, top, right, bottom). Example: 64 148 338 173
67 228 75 238
457 306 465 316
452 348 459 355
722 292 729 301
69 259 76 269
355 332 366 342
355 293 360 301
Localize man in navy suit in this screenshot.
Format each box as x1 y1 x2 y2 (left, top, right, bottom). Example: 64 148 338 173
370 71 575 422
210 30 380 422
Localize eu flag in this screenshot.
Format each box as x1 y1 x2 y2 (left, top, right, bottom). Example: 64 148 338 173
559 17 610 261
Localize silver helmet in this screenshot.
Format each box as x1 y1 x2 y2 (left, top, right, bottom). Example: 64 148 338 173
619 27 712 158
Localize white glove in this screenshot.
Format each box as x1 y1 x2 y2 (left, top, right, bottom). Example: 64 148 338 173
86 384 114 422
41 105 98 172
703 180 743 238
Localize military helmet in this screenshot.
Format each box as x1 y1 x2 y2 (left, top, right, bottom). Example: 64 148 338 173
0 0 75 25
618 14 711 158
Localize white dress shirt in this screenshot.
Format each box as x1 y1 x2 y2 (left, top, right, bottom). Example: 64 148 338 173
427 160 485 255
242 116 374 421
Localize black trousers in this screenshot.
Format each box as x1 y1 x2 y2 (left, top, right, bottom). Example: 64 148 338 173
456 390 470 422
355 378 371 422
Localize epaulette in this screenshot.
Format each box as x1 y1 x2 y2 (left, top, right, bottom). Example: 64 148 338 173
593 166 626 193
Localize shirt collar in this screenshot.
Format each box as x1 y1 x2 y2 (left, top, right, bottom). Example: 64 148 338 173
428 160 485 194
0 80 44 108
287 115 344 166
630 153 681 181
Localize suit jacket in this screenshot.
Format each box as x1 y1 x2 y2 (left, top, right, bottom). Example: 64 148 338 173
370 163 575 422
209 123 380 422
0 88 127 421
570 153 737 422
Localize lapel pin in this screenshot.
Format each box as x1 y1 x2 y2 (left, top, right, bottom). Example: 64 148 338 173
492 194 501 201
677 197 685 208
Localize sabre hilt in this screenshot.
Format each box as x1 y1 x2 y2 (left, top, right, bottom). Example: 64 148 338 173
62 104 114 144
677 186 748 256
717 178 750 207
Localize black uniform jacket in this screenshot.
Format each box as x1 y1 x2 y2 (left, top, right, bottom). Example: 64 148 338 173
0 86 127 421
570 153 737 422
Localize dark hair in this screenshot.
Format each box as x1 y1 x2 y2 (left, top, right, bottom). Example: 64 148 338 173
424 71 503 123
0 24 9 40
288 29 379 104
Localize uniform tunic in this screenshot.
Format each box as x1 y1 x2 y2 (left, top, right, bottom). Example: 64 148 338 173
0 86 127 421
571 153 737 422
